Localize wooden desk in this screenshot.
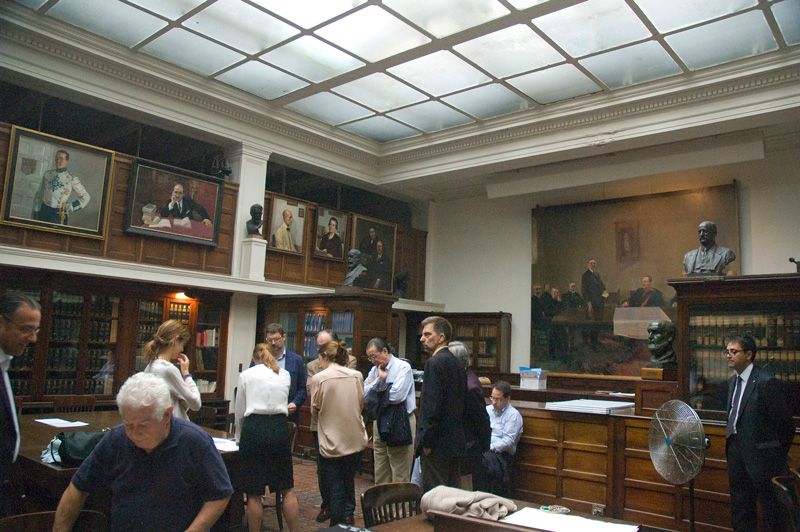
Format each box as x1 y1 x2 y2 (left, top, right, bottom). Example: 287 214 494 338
14 411 242 529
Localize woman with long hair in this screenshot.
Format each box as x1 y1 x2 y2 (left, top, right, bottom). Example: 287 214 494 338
235 343 300 532
143 319 200 420
310 340 367 526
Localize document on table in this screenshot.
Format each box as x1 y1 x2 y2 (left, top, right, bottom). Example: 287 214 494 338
213 438 239 452
35 418 89 428
501 507 639 532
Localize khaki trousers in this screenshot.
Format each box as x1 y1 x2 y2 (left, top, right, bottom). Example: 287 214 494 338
372 413 416 484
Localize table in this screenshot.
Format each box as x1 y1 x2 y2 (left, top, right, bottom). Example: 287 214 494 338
14 411 242 529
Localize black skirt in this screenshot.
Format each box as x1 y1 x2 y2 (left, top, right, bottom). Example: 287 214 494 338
238 413 293 495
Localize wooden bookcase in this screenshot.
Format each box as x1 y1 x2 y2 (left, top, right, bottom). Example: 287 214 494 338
5 266 230 404
404 311 511 378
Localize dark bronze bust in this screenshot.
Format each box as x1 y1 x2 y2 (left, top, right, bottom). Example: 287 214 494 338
647 320 678 369
246 204 263 236
683 221 735 276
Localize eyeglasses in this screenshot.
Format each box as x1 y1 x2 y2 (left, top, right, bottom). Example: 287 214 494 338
724 349 744 356
2 315 40 336
265 336 284 345
366 353 378 362
489 396 506 402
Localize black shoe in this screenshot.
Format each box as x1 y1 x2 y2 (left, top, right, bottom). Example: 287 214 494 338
315 509 330 523
344 515 355 525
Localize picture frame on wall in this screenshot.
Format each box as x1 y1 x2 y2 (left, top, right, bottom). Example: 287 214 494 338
1 125 115 239
268 195 307 255
352 214 397 293
313 206 348 260
124 158 224 247
615 221 640 262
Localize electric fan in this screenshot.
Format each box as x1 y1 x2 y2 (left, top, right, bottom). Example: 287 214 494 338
648 399 710 532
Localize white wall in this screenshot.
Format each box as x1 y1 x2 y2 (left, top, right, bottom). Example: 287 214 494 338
428 144 800 374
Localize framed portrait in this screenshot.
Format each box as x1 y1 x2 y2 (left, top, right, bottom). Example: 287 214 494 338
313 207 348 261
268 195 307 255
124 158 224 247
352 214 397 293
615 221 640 262
1 126 115 239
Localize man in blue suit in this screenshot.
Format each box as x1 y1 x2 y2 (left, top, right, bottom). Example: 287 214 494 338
265 323 307 424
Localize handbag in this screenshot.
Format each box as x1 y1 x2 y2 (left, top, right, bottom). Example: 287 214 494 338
42 430 107 466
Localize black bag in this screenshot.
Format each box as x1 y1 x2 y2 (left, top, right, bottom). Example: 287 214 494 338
57 430 106 466
377 402 413 447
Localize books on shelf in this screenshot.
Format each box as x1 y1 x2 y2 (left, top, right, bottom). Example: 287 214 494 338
196 328 218 347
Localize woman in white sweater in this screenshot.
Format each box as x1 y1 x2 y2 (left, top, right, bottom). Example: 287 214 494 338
235 343 299 532
143 319 201 420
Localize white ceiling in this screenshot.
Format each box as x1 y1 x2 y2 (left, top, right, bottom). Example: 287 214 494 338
10 0 800 145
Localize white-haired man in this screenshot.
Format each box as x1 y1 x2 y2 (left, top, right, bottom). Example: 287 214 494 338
53 372 232 532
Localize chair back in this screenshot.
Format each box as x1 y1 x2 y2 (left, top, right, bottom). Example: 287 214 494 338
190 406 217 428
52 395 96 414
772 474 800 532
0 510 108 532
287 421 297 454
360 482 422 528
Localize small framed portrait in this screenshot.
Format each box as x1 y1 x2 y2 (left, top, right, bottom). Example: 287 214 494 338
269 195 307 255
351 215 397 293
615 221 640 262
124 158 224 247
1 126 115 239
313 207 348 261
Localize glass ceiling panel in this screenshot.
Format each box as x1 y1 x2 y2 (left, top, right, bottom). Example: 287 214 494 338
46 0 166 48
185 0 299 55
508 63 602 104
315 5 430 63
127 0 205 21
250 0 368 30
443 84 532 119
12 0 49 9
286 92 373 125
340 116 420 142
507 0 551 8
773 0 800 46
454 24 565 78
141 28 245 76
388 51 492 97
261 35 365 83
388 101 474 132
533 0 651 57
384 0 510 38
580 41 682 89
633 0 757 33
665 11 777 70
215 60 309 100
332 73 427 112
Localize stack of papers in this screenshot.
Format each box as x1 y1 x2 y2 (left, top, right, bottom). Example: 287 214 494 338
502 507 638 531
545 399 634 414
212 438 238 452
35 418 89 428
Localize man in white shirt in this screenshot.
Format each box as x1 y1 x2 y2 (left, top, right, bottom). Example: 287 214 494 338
474 381 523 494
364 338 416 484
0 291 40 515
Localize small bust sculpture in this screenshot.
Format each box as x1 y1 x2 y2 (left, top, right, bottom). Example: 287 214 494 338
246 204 263 236
683 221 735 276
342 249 369 287
647 320 678 368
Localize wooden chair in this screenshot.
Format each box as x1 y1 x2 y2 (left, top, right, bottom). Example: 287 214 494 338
14 396 24 417
52 395 96 414
360 482 422 528
189 405 217 428
261 421 297 531
0 510 108 532
772 474 800 532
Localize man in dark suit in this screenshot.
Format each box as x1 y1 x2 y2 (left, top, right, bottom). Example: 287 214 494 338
581 259 607 315
416 316 467 493
724 334 794 531
0 291 41 515
160 183 212 226
622 276 665 307
264 323 307 424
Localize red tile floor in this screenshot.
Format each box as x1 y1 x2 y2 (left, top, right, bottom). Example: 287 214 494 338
232 455 374 531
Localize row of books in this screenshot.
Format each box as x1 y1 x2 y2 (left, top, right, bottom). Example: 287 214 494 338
9 350 35 371
52 296 83 316
301 334 352 357
196 328 219 347
50 318 81 341
330 311 354 333
9 379 30 396
455 324 499 340
168 302 191 322
86 375 113 395
47 347 78 368
690 314 800 348
140 300 164 321
137 323 159 345
90 297 119 317
88 319 118 343
693 348 800 381
304 312 326 333
44 378 77 395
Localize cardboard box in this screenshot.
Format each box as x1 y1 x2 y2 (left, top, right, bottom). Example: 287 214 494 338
519 369 548 390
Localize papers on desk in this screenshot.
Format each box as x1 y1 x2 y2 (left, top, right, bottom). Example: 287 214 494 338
502 507 638 532
212 438 239 452
545 399 635 414
35 418 89 428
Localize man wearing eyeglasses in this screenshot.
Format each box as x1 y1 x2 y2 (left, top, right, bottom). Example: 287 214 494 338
474 381 522 494
263 323 306 424
724 334 793 532
0 291 41 514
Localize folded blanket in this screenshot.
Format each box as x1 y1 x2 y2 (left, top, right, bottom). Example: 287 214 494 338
421 486 518 520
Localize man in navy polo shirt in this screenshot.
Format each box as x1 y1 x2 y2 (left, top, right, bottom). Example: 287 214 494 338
53 372 232 532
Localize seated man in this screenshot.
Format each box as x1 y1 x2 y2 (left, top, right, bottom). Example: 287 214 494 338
53 372 233 532
622 275 665 307
474 381 523 495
